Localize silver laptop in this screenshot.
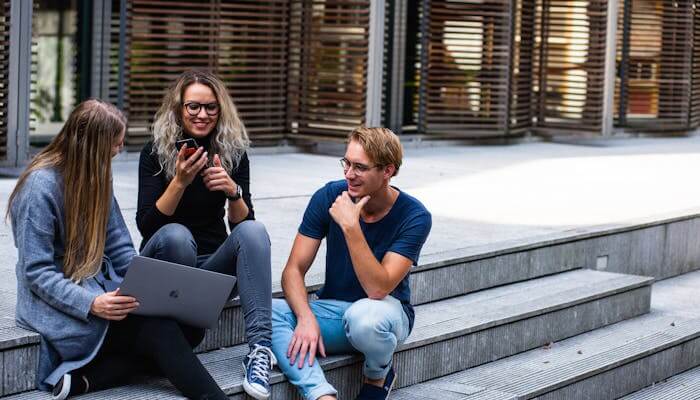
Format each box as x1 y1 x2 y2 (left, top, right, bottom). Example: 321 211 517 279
116 256 236 329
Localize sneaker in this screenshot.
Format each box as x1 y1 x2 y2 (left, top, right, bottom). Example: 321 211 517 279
52 374 71 400
242 343 277 400
355 367 396 400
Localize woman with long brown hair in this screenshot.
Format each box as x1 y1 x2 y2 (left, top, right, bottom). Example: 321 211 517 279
8 99 228 400
137 70 274 400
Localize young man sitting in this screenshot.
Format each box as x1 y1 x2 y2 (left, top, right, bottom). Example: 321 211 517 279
271 127 432 400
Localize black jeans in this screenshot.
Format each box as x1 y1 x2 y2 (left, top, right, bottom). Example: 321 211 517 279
74 315 227 400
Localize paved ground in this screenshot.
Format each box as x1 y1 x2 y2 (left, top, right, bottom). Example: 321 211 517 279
3 136 700 303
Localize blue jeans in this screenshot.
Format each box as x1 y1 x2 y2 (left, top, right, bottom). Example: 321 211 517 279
141 221 272 348
271 296 410 400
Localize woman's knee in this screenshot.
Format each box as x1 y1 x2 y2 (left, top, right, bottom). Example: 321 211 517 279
157 223 195 247
150 223 197 265
230 220 270 249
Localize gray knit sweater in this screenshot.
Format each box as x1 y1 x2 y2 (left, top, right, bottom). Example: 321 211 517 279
10 167 136 391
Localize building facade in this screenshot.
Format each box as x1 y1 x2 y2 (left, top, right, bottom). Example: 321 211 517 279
0 0 697 167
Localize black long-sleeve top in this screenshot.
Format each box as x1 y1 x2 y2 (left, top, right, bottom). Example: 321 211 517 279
136 139 255 255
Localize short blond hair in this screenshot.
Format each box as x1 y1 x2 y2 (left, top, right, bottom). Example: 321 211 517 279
348 127 403 176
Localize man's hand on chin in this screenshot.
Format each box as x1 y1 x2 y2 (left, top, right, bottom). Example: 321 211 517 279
329 191 370 231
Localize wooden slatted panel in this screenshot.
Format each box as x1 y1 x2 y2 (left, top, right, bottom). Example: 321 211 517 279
125 0 216 145
615 0 693 131
124 0 289 147
692 0 700 127
534 0 608 132
422 0 512 136
657 0 693 128
287 0 370 138
509 0 536 133
0 1 8 160
218 1 289 141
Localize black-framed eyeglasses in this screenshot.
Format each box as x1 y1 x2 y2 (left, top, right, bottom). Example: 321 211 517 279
183 101 220 116
339 157 382 175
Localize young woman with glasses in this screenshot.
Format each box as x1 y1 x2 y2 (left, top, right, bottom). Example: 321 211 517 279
8 99 230 400
136 70 274 399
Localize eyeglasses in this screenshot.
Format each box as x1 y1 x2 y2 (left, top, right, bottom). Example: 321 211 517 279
339 157 383 175
183 101 220 116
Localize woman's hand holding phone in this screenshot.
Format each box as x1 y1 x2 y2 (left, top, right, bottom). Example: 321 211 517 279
174 144 208 187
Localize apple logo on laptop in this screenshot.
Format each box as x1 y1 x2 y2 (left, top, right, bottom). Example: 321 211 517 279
169 290 179 299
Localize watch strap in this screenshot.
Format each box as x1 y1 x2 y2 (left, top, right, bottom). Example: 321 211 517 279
227 184 242 201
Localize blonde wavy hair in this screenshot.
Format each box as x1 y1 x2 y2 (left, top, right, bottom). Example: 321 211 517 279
7 99 126 283
151 70 249 179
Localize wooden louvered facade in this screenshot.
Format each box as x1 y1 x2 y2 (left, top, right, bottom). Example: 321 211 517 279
692 0 700 128
615 0 698 131
414 0 611 137
532 0 609 133
508 0 536 134
0 1 9 161
419 0 513 136
6 0 700 166
287 0 370 139
120 0 290 147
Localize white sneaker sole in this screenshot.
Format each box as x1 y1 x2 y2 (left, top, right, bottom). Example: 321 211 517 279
52 374 71 400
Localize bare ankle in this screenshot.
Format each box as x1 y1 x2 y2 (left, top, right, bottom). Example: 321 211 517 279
364 376 385 387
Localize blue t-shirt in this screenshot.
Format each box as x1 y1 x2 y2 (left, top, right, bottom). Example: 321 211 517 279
299 180 432 331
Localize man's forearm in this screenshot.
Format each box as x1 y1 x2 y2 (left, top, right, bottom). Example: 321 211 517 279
281 268 315 320
343 225 392 298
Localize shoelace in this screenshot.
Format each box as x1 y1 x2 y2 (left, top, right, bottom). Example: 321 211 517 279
247 344 277 383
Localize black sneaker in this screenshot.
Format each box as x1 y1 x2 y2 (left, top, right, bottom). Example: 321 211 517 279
355 367 396 400
52 374 71 400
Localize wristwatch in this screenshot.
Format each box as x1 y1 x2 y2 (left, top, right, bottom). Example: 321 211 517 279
226 184 243 202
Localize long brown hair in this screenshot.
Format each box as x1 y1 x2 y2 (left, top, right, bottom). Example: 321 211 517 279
151 69 249 179
7 99 127 282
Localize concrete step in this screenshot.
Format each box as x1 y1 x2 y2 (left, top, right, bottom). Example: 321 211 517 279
0 233 608 397
1 269 652 398
3 210 698 396
620 365 700 400
390 312 700 400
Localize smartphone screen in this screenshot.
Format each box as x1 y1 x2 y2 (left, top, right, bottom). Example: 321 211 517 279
175 138 197 157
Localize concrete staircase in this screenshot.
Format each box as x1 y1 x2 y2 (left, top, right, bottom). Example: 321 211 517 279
1 270 652 399
2 218 700 399
621 366 700 399
391 270 700 399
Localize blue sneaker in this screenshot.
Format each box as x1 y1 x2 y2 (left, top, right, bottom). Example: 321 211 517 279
242 343 277 400
355 367 396 400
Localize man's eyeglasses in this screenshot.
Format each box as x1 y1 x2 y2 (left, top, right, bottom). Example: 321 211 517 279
339 158 383 175
183 101 220 116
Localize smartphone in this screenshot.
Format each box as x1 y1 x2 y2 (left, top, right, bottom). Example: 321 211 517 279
175 138 198 157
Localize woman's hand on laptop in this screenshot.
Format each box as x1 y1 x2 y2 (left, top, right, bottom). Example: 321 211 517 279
90 289 139 320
